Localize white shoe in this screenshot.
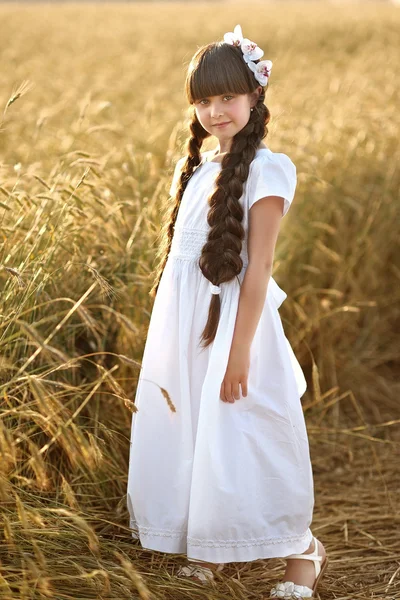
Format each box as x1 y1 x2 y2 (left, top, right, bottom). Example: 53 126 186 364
269 536 329 599
176 559 224 584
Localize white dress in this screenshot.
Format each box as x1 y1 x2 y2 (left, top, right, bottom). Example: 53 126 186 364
127 147 315 564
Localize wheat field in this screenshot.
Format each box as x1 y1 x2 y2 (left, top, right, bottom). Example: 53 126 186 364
0 2 399 599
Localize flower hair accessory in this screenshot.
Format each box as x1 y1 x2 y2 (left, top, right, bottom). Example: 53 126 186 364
223 24 272 86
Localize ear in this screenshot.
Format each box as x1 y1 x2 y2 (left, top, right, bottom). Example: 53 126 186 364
251 86 263 107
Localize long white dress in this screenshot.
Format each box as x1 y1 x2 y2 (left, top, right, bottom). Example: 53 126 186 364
126 147 315 564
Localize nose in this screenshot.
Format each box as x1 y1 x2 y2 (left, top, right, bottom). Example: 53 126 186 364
210 102 223 118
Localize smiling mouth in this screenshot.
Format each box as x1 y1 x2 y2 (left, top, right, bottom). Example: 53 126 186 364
214 122 231 126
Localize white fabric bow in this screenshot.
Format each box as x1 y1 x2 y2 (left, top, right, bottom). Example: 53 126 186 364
223 24 273 86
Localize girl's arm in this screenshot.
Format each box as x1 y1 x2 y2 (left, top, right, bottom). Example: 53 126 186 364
232 194 284 349
220 195 285 403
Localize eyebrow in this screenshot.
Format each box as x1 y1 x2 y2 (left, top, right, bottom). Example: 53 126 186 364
197 93 234 100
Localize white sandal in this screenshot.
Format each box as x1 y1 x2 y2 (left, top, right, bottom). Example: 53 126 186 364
176 559 224 583
269 536 329 599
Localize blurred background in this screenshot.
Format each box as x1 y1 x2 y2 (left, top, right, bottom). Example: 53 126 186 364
0 2 399 599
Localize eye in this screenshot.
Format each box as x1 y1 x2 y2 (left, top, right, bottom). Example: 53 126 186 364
197 95 233 105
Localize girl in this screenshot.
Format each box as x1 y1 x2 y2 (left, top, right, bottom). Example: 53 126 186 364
127 24 329 599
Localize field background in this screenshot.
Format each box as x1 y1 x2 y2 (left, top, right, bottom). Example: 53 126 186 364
0 2 399 599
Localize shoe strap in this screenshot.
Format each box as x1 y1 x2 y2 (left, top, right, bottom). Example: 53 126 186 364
285 535 322 578
177 564 214 582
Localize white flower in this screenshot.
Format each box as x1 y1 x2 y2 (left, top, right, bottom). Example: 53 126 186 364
247 59 273 86
223 24 243 46
241 40 264 63
224 24 264 62
223 24 271 84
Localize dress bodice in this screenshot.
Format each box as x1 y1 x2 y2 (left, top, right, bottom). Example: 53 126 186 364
168 148 297 271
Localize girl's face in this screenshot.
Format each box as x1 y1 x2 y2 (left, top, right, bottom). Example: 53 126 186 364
193 88 261 148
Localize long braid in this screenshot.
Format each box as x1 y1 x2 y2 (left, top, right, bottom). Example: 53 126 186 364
149 116 210 299
199 90 269 348
150 38 271 350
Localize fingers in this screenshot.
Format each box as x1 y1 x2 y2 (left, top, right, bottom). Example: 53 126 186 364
220 380 247 402
232 382 241 401
225 382 234 403
220 382 227 402
220 381 233 403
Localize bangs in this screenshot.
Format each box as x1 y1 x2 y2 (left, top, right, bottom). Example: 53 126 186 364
186 43 254 104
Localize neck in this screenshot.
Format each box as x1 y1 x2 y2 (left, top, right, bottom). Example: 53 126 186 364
213 141 267 157
213 144 230 155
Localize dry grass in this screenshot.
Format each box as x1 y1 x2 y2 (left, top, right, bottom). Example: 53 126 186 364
0 2 399 599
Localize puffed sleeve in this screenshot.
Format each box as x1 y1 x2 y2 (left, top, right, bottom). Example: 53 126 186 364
169 156 186 197
247 152 297 217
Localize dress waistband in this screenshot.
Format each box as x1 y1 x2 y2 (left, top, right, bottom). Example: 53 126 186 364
170 226 249 266
169 226 287 309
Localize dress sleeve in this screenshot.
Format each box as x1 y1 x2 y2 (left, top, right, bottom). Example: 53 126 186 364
169 156 186 197
247 153 297 217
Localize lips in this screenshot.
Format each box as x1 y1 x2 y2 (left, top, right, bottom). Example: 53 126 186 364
214 122 231 127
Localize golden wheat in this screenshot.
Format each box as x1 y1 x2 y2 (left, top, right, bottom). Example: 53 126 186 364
0 2 399 599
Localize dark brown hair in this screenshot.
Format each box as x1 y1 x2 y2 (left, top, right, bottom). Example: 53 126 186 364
149 41 271 348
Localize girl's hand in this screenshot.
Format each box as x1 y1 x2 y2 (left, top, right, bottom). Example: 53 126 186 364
220 345 250 403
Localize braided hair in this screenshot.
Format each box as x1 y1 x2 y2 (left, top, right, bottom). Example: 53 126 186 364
149 41 271 349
